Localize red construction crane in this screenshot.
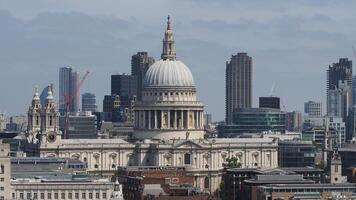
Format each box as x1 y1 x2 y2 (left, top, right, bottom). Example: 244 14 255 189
63 71 90 138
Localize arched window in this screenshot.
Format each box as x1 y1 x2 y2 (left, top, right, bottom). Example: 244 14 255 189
49 116 53 126
204 177 210 189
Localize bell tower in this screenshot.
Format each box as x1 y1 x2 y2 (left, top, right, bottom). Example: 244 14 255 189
26 86 42 144
41 85 61 146
161 15 176 61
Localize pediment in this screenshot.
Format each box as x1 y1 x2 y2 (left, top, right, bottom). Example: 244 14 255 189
173 140 203 149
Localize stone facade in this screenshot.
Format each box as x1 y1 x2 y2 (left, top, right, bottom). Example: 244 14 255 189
27 17 279 193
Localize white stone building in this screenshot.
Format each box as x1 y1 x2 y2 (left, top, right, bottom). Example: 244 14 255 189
26 16 278 193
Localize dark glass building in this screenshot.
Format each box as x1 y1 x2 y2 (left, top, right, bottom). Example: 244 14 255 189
259 96 280 109
278 140 316 167
131 52 155 101
218 108 286 137
111 74 137 107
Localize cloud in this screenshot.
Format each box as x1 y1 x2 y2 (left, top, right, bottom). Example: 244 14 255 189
0 1 356 120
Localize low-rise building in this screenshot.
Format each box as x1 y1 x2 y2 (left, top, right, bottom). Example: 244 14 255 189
117 166 209 200
256 183 356 200
218 108 286 137
278 140 316 167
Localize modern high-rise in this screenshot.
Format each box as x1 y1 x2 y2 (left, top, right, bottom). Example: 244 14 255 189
259 96 280 109
59 67 78 114
353 75 356 106
40 84 53 107
225 53 252 124
131 52 155 101
327 58 352 121
304 101 322 118
82 92 97 112
327 80 351 120
111 74 137 107
286 111 303 132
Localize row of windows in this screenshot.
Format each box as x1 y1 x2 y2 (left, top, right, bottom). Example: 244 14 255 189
143 92 194 96
14 192 107 200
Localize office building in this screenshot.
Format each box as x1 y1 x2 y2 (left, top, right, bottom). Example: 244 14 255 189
327 58 352 121
304 100 322 118
131 52 155 101
59 67 78 114
325 116 346 147
40 84 53 107
0 143 11 200
66 112 97 139
353 75 356 106
257 183 356 200
225 53 252 124
327 80 351 120
278 140 315 167
117 166 207 200
203 113 212 127
218 108 286 137
259 96 280 109
111 74 137 107
285 111 303 132
222 167 324 200
347 105 356 140
81 92 97 112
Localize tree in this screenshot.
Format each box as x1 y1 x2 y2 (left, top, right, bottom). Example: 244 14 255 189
224 156 241 168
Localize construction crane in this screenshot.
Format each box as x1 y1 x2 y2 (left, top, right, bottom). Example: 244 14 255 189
63 71 90 139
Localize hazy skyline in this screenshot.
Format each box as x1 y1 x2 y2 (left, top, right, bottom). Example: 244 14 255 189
1 0 356 121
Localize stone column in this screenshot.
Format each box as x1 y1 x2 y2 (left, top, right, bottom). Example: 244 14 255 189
201 111 203 129
148 110 151 129
154 110 157 129
167 110 170 129
180 110 183 129
174 110 177 129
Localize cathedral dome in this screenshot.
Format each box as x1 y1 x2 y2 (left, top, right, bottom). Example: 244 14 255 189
143 59 195 87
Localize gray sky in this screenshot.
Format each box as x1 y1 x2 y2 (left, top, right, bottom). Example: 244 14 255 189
0 0 356 121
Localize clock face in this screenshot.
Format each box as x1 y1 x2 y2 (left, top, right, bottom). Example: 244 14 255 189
47 133 56 143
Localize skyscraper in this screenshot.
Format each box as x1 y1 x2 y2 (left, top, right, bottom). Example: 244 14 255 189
327 58 352 121
111 74 137 107
225 53 252 124
82 93 97 112
304 101 322 118
259 96 280 109
352 75 356 106
59 67 78 114
131 52 155 101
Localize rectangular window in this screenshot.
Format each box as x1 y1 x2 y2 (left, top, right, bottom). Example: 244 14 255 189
82 193 86 199
0 196 3 200
89 193 93 199
0 187 3 191
0 165 4 174
0 178 4 182
184 153 191 165
61 193 65 199
68 193 72 199
34 193 38 199
41 193 45 199
96 193 100 199
27 193 31 199
12 193 15 199
103 193 106 199
54 193 58 199
75 193 79 199
48 193 52 199
20 193 24 199
335 165 339 173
